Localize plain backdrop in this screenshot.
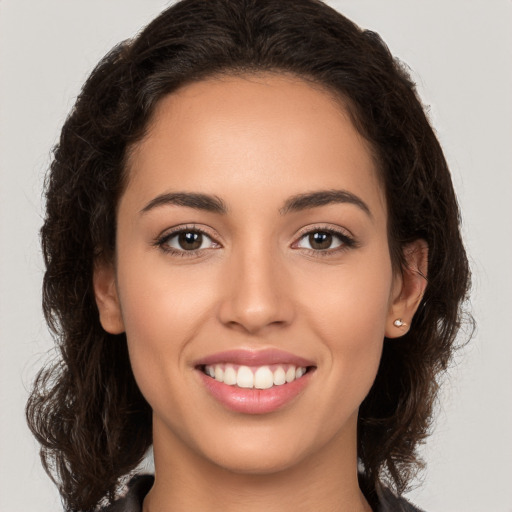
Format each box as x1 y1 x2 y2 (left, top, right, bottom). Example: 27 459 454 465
1 1 511 511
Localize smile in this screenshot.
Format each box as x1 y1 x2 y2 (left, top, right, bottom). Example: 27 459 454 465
195 349 316 414
203 363 308 389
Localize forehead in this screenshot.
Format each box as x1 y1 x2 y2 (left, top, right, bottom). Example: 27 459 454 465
124 73 385 218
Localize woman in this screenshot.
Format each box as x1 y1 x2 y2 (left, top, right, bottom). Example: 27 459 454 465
26 0 470 511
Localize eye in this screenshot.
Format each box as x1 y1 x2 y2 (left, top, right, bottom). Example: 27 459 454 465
156 227 220 255
294 227 356 253
296 231 343 251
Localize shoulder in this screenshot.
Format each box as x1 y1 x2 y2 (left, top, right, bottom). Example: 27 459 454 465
100 475 154 512
377 486 425 512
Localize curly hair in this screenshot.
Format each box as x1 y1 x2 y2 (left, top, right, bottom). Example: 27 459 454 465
26 0 471 510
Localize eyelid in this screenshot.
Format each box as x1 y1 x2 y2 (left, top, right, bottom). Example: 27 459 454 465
153 223 358 258
153 224 222 255
294 223 354 239
291 224 359 252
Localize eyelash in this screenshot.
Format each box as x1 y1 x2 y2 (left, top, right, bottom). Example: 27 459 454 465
154 225 219 258
292 225 358 256
154 224 358 258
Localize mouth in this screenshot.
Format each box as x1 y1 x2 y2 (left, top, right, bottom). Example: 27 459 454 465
199 363 313 390
194 349 316 414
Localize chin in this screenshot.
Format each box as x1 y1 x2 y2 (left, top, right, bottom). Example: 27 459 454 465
192 423 327 477
207 448 305 476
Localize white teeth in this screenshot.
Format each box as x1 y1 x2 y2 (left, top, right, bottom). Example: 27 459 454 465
223 365 237 385
204 363 308 389
236 366 254 388
285 366 296 383
295 367 306 379
214 365 224 382
273 366 286 386
254 366 274 389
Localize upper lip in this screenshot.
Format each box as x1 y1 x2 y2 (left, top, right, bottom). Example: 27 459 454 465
194 349 315 368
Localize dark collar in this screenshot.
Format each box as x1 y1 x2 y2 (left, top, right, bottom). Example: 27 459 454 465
102 474 424 512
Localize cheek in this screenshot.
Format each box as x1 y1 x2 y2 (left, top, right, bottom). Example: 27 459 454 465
118 245 218 330
303 252 393 330
298 248 393 394
115 251 219 396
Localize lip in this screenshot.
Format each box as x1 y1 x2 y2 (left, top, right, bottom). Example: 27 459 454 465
194 349 316 415
194 349 315 368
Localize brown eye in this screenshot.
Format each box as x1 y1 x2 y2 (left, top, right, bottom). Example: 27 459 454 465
295 229 348 252
308 232 333 250
160 229 218 253
178 231 203 250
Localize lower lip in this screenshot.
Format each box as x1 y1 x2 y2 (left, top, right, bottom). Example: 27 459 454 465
197 369 314 415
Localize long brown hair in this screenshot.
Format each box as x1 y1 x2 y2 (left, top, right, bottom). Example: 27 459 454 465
26 0 471 510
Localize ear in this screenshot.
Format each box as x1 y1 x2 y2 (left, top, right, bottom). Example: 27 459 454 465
385 239 428 338
93 260 125 334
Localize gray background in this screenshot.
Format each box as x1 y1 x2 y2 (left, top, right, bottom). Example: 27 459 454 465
1 1 511 510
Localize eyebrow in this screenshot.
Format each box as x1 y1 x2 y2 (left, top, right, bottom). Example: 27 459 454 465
140 192 228 215
279 189 372 217
140 189 371 218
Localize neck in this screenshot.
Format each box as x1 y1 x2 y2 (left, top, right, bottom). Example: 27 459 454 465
144 418 371 512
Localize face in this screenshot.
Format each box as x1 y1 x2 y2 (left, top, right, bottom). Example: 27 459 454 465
95 73 414 476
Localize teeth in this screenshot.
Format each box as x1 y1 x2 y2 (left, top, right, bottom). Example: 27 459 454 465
295 367 306 379
285 366 296 383
214 365 224 382
254 366 274 389
204 363 308 389
237 366 254 388
273 366 286 386
223 365 237 385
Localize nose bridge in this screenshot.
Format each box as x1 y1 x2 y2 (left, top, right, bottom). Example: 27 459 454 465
218 236 292 334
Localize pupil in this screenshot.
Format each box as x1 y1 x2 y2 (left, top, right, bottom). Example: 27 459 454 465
178 232 202 250
309 232 332 250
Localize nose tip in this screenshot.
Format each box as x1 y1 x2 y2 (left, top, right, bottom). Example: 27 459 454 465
217 257 294 335
223 301 287 335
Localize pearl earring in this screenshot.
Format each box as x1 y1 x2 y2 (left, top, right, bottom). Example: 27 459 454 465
393 318 407 328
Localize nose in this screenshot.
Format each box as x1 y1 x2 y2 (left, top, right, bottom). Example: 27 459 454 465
218 246 294 335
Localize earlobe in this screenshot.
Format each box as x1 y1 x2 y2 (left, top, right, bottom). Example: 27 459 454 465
386 239 428 338
93 260 125 334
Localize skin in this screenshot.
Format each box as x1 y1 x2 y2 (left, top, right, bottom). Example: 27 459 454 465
94 73 427 512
